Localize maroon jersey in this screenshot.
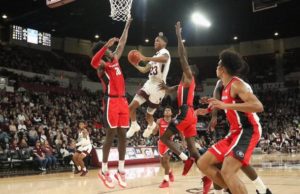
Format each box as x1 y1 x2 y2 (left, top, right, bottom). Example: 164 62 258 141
177 78 195 107
97 57 125 96
221 77 261 132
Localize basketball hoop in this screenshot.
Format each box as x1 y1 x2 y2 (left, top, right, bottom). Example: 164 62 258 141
109 0 133 21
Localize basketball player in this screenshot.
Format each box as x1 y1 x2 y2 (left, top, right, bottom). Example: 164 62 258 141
197 80 272 194
90 17 132 188
159 21 212 194
126 33 171 138
197 49 264 194
152 106 175 188
73 122 92 176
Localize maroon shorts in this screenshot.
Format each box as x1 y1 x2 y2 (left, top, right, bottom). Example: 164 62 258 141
169 105 197 138
208 126 261 166
103 96 129 128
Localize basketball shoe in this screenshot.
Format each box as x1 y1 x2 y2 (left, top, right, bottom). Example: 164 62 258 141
98 170 115 189
142 123 156 138
169 170 174 182
126 122 140 138
159 180 169 188
114 171 127 188
256 188 272 194
182 157 195 176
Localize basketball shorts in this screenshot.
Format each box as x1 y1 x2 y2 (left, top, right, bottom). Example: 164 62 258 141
168 105 197 138
103 96 129 129
135 80 165 109
208 126 261 166
158 141 171 157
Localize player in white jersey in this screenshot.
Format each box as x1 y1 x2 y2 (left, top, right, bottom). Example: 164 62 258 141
126 33 171 138
73 122 92 176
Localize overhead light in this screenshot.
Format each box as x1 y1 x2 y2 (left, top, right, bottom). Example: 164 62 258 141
191 12 211 28
274 32 279 36
145 38 149 43
233 36 238 40
182 39 186 43
51 29 56 32
2 14 7 19
95 34 99 39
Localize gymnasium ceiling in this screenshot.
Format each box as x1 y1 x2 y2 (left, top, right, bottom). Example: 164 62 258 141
0 0 300 46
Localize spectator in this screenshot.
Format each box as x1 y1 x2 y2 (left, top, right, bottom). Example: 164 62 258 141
42 140 57 169
33 140 48 171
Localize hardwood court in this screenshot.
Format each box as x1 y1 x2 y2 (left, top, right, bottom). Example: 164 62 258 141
1 153 300 194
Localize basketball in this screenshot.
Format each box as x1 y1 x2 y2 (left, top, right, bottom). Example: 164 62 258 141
128 50 141 65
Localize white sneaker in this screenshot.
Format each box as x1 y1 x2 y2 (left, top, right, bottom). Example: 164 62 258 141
114 171 127 188
143 123 156 138
126 122 141 138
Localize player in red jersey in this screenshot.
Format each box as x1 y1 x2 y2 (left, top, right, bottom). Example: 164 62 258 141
159 22 212 194
152 106 176 188
198 81 272 194
90 18 132 189
197 49 264 194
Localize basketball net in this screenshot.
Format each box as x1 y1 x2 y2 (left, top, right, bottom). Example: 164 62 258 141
109 0 133 21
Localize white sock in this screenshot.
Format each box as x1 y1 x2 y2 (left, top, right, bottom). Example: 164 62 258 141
118 160 125 173
179 152 188 161
214 190 223 194
77 166 81 171
83 167 86 172
164 175 169 181
131 121 137 126
102 162 108 173
252 177 267 194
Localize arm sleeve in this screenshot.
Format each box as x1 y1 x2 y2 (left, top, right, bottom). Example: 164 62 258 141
91 47 108 69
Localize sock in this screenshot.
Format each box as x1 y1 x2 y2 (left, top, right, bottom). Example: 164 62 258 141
82 167 86 172
102 162 108 173
214 189 223 194
164 175 169 181
132 121 137 126
252 177 267 194
118 160 125 173
77 166 81 171
169 169 172 174
179 152 188 161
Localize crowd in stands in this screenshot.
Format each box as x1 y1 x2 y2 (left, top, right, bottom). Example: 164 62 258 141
0 44 300 172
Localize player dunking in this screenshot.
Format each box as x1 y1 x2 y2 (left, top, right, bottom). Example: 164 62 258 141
126 33 171 138
159 22 212 194
197 80 272 194
90 18 132 188
198 50 264 194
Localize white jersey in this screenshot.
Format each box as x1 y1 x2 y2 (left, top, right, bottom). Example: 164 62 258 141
148 48 171 83
76 130 92 153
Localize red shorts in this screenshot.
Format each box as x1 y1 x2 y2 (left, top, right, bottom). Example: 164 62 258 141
208 126 261 166
158 141 170 157
103 96 129 128
170 105 197 138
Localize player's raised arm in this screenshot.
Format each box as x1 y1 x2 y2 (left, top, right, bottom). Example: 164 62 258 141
114 17 133 60
175 22 193 80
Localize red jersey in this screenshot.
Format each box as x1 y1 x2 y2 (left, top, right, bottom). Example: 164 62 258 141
177 77 195 107
97 57 125 96
221 77 261 132
158 118 173 143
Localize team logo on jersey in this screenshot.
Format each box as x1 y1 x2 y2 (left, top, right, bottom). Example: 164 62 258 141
235 150 245 159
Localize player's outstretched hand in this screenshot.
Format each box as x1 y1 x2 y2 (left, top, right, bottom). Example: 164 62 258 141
105 37 119 48
175 21 182 37
158 81 168 92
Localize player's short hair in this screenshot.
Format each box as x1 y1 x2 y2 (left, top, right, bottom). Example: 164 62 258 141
164 105 173 112
91 41 105 55
157 34 168 44
219 49 248 76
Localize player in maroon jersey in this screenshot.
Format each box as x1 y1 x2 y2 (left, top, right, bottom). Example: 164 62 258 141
197 49 264 194
159 21 212 194
90 17 132 189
